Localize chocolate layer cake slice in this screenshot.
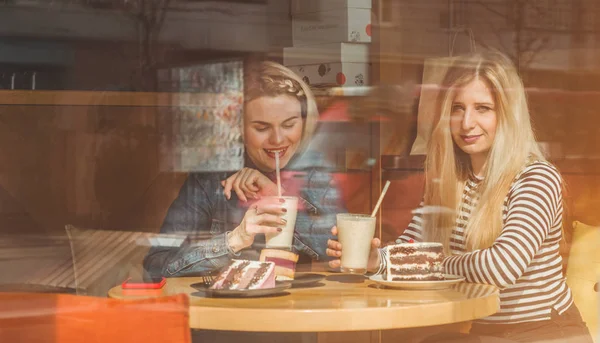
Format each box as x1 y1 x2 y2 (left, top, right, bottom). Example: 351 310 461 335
210 260 276 290
384 242 445 281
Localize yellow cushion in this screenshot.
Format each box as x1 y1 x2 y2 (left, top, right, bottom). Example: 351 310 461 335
566 221 599 342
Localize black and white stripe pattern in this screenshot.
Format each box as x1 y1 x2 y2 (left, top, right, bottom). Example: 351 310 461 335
382 161 573 324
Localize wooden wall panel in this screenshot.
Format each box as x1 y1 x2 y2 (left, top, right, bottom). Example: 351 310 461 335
0 91 196 234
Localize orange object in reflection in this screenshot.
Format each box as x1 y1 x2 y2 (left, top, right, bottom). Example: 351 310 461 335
0 292 190 343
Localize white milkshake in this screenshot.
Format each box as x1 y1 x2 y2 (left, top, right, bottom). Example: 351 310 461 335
264 196 298 250
337 213 376 274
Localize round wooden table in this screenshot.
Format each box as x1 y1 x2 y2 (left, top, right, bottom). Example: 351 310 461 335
109 273 499 332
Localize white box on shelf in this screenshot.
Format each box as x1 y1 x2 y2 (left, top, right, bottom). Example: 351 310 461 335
292 8 371 46
288 63 370 88
291 0 371 15
284 42 370 66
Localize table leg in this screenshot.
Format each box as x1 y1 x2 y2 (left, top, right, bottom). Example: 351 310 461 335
300 333 318 343
372 330 381 343
317 331 374 343
192 330 316 343
315 322 471 343
381 322 473 343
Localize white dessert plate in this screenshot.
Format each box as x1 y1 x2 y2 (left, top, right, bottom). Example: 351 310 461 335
369 274 465 290
191 281 292 298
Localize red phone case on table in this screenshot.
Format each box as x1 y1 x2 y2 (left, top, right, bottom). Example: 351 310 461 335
121 277 166 289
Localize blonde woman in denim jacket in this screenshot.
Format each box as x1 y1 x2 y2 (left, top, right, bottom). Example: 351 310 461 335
144 61 344 277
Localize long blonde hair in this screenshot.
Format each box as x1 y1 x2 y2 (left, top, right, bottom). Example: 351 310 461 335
423 52 545 253
244 61 318 153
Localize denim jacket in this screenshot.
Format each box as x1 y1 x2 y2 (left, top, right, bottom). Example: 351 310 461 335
143 154 344 277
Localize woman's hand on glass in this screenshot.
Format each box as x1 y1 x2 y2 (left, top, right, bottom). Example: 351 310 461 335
227 197 287 252
326 226 382 272
221 167 282 202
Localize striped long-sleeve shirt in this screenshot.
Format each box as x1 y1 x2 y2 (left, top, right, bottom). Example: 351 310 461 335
379 161 573 324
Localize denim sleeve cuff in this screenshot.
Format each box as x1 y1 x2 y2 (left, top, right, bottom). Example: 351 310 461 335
224 231 242 257
166 233 232 275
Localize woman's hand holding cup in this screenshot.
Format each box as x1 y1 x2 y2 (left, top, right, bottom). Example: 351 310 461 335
326 226 382 272
227 197 287 253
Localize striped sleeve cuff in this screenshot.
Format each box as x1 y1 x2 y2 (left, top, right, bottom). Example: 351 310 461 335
367 248 387 276
377 247 387 275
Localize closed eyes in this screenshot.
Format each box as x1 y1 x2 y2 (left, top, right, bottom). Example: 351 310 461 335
253 119 299 132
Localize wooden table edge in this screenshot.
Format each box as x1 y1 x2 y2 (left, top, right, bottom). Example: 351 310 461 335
185 292 500 332
108 285 500 332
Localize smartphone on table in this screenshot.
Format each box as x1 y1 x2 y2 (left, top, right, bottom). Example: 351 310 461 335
122 275 166 289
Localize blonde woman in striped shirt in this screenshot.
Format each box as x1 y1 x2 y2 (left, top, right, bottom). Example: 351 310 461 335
327 52 592 343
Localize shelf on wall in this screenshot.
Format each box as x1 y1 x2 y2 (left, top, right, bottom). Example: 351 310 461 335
0 90 393 123
0 90 237 107
318 99 391 123
312 86 372 98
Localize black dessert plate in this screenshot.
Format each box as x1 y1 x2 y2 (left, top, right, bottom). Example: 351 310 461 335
190 281 292 298
290 273 325 288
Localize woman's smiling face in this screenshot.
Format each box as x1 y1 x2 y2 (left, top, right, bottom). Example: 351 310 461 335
244 95 304 172
450 78 498 168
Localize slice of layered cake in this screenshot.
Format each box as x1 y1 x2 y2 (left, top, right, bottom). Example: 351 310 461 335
384 242 445 281
259 249 299 281
210 260 276 290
